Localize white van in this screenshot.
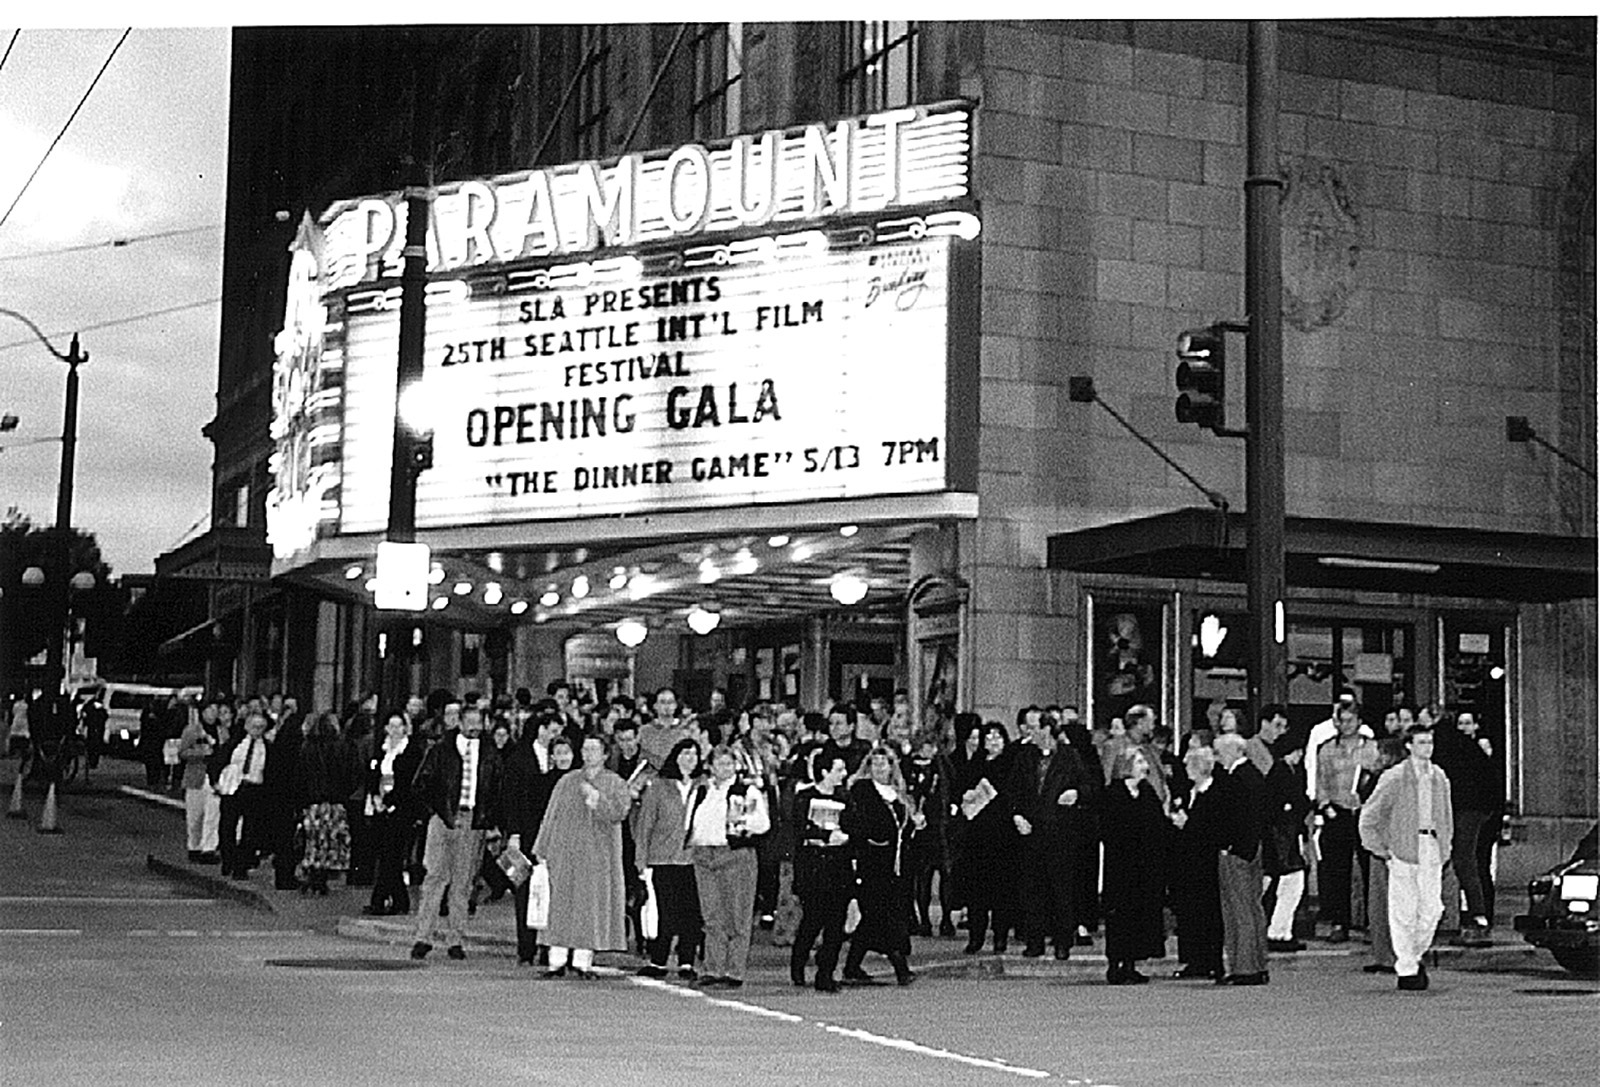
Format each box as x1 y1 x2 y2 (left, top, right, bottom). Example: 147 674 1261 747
70 682 203 750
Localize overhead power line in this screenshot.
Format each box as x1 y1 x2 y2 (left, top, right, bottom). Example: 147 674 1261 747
0 223 220 263
0 30 19 77
0 296 220 355
0 27 132 230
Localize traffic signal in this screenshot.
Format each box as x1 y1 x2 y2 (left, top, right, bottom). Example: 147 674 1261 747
409 432 434 473
1175 325 1226 431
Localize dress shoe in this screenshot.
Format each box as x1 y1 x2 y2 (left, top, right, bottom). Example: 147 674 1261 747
569 968 598 980
542 965 569 979
814 976 841 993
938 921 957 938
842 968 882 985
1362 963 1395 974
1054 947 1072 961
446 945 465 960
195 852 220 864
791 973 809 987
677 965 697 981
1325 926 1349 944
721 978 744 989
637 964 668 979
962 940 985 955
1022 944 1046 958
1227 971 1270 986
409 942 432 960
1173 965 1220 980
1397 972 1426 991
1267 938 1305 953
188 850 203 862
915 922 933 938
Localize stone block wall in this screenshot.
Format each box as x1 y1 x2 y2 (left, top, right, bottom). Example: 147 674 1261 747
963 20 1595 727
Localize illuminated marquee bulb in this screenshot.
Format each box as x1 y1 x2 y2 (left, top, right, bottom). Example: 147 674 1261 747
830 574 869 606
686 606 721 635
428 564 446 585
540 587 560 607
615 619 648 648
572 575 590 599
483 582 504 606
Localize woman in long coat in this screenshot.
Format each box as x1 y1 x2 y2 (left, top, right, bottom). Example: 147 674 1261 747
840 745 921 986
533 734 633 978
954 721 1019 953
1101 747 1169 984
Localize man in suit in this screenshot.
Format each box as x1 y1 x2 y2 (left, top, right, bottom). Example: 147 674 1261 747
1008 712 1096 959
1211 732 1269 984
409 703 502 961
1360 723 1454 991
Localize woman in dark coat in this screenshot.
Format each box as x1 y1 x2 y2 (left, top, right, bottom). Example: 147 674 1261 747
362 712 424 915
954 721 1019 954
840 745 920 986
292 711 353 895
1168 742 1224 979
790 751 853 991
1101 747 1168 983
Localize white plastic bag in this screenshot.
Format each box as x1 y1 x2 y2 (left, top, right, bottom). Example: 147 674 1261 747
525 861 550 929
640 867 658 940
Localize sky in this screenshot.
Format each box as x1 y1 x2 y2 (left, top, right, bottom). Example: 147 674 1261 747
0 25 228 576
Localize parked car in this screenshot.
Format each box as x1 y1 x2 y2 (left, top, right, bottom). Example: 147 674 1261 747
1514 824 1600 977
68 682 202 754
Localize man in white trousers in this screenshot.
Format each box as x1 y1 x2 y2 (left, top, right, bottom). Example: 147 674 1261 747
1359 724 1454 991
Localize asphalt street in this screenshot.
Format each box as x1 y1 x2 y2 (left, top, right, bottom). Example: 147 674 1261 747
2 758 1596 1086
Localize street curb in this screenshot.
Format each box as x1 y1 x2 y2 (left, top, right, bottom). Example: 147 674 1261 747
145 854 276 914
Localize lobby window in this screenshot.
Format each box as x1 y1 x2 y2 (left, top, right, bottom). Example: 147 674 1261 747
575 26 611 159
689 22 742 140
234 483 250 529
837 21 918 116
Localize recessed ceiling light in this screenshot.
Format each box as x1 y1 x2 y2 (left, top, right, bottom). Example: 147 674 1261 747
608 570 628 590
572 575 591 599
344 565 363 580
839 524 858 537
431 597 448 610
539 589 560 607
453 581 473 595
428 565 446 585
483 582 504 605
767 535 790 548
510 600 529 615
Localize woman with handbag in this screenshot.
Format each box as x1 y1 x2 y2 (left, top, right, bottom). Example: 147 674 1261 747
533 734 633 979
686 744 771 989
633 737 706 981
363 712 423 915
840 745 921 986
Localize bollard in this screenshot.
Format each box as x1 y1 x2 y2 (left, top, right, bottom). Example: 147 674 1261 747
6 766 25 819
36 781 62 833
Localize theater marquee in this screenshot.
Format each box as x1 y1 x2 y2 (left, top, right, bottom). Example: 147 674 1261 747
267 103 978 559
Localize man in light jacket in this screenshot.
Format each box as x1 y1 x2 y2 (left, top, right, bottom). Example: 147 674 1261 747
1359 723 1454 991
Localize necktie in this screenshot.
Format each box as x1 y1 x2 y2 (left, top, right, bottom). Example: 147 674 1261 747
459 741 476 810
244 738 257 782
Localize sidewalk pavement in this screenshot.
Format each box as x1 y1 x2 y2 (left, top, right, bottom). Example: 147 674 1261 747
101 761 1540 979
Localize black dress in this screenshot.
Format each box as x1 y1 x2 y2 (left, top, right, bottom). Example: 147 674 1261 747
840 779 914 969
1171 779 1223 975
953 750 1019 945
1101 779 1168 966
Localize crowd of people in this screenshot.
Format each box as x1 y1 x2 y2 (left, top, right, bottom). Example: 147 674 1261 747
17 678 1501 993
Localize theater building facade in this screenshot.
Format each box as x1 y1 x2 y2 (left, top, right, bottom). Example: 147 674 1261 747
161 20 1595 880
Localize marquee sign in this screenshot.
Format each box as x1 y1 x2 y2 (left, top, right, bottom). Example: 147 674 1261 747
336 229 959 533
266 103 977 561
320 103 972 291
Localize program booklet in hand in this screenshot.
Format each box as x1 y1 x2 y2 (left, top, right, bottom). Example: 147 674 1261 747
960 777 997 820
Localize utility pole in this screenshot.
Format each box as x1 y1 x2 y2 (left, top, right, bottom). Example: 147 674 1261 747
1245 23 1287 713
43 335 85 699
381 33 436 712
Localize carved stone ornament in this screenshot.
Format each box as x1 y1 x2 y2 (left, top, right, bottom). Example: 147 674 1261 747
1280 159 1361 332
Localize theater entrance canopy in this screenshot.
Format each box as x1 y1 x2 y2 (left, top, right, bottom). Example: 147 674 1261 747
1047 508 1596 602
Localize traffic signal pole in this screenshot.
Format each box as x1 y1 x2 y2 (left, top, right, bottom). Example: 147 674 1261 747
1245 22 1287 712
